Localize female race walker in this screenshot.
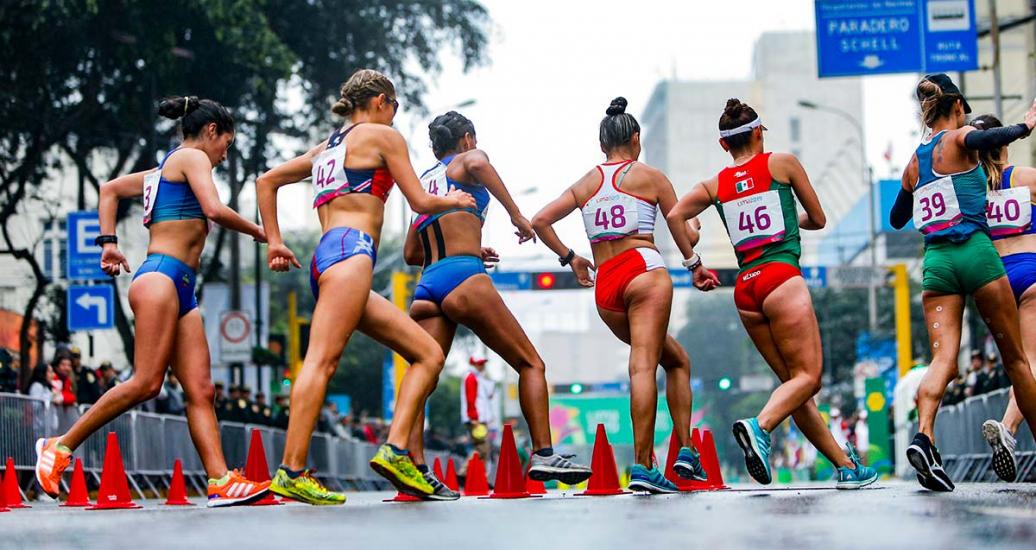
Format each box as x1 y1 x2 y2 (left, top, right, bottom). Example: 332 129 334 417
889 74 1036 491
966 114 1036 483
667 99 877 489
401 111 592 500
35 97 272 507
256 69 474 504
532 97 715 493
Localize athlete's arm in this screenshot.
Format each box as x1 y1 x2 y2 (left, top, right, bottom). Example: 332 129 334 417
179 149 265 241
531 185 595 287
403 222 424 266
666 180 721 290
653 168 699 259
97 170 150 276
463 150 534 243
257 143 324 271
772 153 826 231
958 101 1035 150
890 155 919 230
1016 166 1036 205
380 129 475 215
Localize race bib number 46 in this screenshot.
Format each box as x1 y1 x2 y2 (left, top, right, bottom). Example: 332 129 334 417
913 176 963 235
986 187 1031 237
722 190 786 252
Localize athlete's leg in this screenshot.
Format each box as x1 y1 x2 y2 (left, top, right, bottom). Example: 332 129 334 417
281 257 372 470
400 300 457 466
916 292 965 441
1000 285 1036 433
974 278 1036 434
441 275 551 451
739 301 851 468
169 309 227 479
59 274 178 450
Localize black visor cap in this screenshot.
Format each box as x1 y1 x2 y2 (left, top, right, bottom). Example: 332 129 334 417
920 73 972 114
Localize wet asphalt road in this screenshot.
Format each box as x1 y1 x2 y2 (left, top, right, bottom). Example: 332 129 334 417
3 481 1036 550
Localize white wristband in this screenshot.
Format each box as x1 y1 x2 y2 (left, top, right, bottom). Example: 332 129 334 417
681 253 701 270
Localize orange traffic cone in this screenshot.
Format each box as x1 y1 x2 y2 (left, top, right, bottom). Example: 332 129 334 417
244 429 283 506
663 427 697 492
698 428 729 490
62 458 91 507
463 452 489 497
433 457 445 482
163 459 194 506
2 457 28 508
484 424 532 499
444 458 460 492
577 423 628 496
87 432 142 510
524 460 546 495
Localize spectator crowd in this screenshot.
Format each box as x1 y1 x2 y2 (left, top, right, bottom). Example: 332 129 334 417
942 350 1012 406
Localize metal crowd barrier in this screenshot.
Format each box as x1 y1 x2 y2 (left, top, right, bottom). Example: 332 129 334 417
0 392 460 498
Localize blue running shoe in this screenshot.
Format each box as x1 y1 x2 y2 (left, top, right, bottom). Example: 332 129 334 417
673 446 707 482
628 464 678 494
836 442 878 490
733 418 772 485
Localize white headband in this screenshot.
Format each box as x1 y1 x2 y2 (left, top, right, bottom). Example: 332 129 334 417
719 116 763 138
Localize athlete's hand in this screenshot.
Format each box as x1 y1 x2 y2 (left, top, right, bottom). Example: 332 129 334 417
446 188 476 210
511 215 536 244
692 265 720 291
267 243 302 272
570 255 596 287
480 247 500 269
1024 98 1036 131
100 245 131 277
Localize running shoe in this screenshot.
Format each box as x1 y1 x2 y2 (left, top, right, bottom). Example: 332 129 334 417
673 446 708 481
982 419 1017 482
733 418 772 485
35 437 71 498
527 451 593 485
270 468 346 505
835 442 878 489
906 432 954 492
420 469 460 501
369 444 434 497
207 469 272 508
628 464 678 494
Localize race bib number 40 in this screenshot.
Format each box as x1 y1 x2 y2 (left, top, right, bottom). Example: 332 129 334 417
986 187 1031 237
913 176 963 235
142 169 161 225
722 190 786 252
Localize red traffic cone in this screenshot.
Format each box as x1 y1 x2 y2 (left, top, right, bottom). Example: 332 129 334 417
62 458 91 507
683 428 711 491
463 452 489 497
698 428 729 490
524 460 546 495
433 457 445 483
444 458 460 492
244 429 283 506
0 463 7 512
87 432 142 510
163 459 194 506
663 427 697 492
484 424 533 499
577 423 628 496
3 457 28 508
383 491 422 502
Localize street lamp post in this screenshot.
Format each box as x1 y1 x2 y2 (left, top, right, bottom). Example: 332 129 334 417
798 99 878 331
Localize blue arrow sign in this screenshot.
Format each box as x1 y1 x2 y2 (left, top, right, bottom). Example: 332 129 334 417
66 211 107 280
68 285 115 331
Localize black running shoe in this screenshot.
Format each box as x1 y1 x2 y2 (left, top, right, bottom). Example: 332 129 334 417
906 433 954 492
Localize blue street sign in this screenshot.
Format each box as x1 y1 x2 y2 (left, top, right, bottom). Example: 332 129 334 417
815 0 977 78
490 271 532 291
67 285 114 331
66 211 106 280
801 266 828 289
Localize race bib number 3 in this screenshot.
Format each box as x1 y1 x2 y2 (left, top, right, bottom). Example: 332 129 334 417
913 176 963 235
722 190 786 252
986 187 1031 237
142 170 160 225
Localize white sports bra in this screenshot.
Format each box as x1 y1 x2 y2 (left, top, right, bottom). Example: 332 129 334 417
580 161 657 243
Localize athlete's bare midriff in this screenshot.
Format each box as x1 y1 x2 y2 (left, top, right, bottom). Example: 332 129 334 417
146 219 208 270
317 194 387 247
422 212 483 265
590 235 657 268
995 233 1036 257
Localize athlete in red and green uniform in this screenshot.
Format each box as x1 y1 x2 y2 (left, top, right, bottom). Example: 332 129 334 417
668 98 876 490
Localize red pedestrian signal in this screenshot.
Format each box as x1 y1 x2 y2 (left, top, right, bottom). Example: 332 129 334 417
536 273 556 290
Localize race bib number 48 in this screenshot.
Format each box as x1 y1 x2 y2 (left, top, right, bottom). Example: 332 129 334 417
986 187 1031 237
913 176 963 234
722 190 786 252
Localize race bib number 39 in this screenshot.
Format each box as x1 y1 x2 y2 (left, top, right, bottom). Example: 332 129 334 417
986 187 1031 237
913 176 963 235
722 190 786 252
142 170 160 225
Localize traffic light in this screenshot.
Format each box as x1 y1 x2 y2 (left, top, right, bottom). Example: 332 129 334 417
532 271 582 290
718 377 733 391
569 383 584 395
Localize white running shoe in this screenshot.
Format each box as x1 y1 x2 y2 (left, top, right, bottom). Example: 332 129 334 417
982 419 1017 482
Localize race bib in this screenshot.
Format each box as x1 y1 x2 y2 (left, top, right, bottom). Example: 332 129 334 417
913 176 963 234
142 169 161 225
311 140 348 203
986 187 1031 237
582 193 638 243
421 162 449 198
722 190 786 252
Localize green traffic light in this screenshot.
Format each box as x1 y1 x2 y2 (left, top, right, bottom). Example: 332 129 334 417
718 377 732 391
570 383 584 394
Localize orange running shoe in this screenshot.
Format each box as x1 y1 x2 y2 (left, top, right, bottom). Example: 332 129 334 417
35 437 71 498
207 469 271 508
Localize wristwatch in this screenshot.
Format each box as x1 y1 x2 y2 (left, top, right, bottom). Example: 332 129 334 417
559 249 575 267
94 235 118 247
681 253 702 271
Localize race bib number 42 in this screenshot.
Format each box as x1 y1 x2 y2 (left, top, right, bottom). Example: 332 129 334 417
986 187 1031 237
722 190 786 252
311 141 348 198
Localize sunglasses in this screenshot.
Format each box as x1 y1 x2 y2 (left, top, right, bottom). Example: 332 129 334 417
386 96 399 112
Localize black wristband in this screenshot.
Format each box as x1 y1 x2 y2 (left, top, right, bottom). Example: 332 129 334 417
559 249 575 267
93 235 118 247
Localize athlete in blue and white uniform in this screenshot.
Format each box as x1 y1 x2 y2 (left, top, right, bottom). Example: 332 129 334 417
402 111 591 499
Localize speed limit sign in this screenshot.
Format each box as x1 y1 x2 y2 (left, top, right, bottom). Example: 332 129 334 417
219 310 252 363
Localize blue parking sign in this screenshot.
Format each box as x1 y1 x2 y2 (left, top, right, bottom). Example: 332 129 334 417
66 211 106 280
68 285 115 331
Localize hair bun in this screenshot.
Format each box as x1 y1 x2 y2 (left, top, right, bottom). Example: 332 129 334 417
429 123 453 143
723 98 745 117
606 97 628 116
331 97 355 117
